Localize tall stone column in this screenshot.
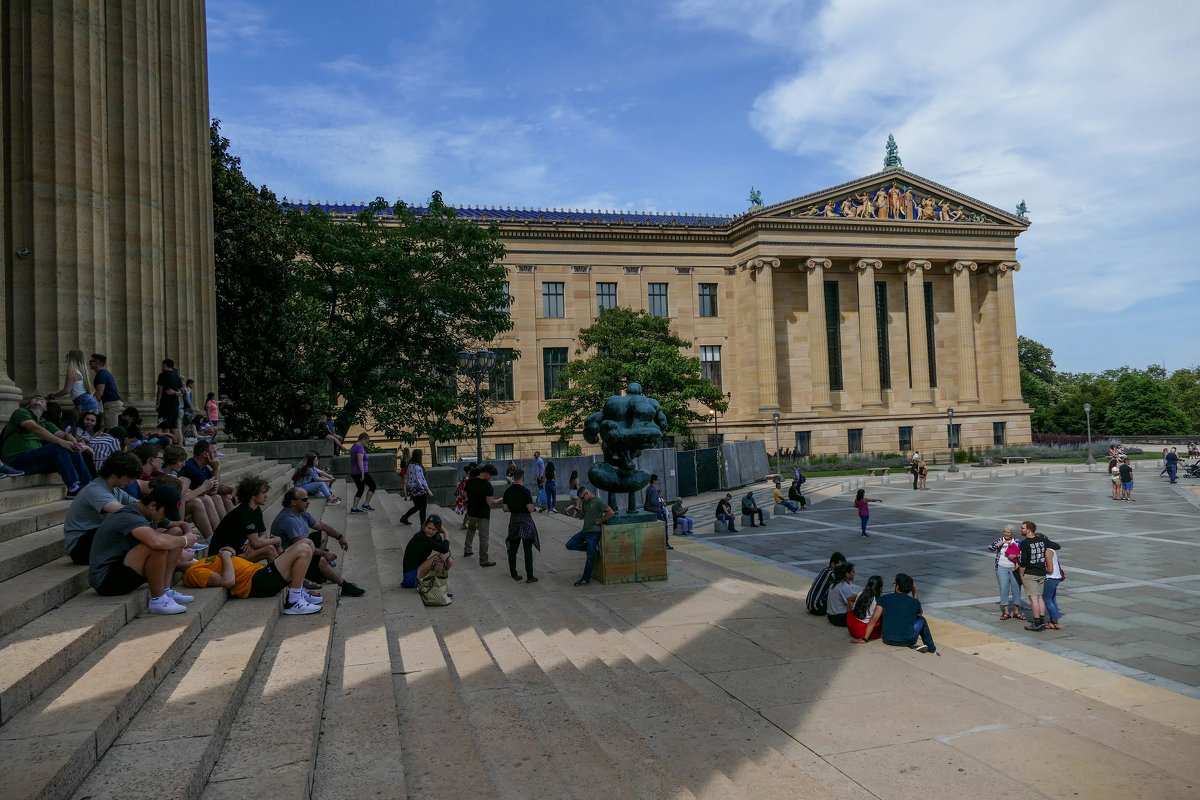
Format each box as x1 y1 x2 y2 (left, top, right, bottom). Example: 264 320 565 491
806 258 832 408
904 260 932 404
749 257 781 411
952 261 979 403
994 262 1023 402
855 259 883 405
0 20 26 413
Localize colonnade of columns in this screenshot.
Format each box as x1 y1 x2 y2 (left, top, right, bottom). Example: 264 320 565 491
744 255 1023 414
0 1 216 414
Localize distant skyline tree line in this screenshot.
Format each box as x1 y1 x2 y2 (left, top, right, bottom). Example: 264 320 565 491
1019 336 1198 436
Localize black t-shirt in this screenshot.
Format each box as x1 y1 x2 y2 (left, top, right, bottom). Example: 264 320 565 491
502 484 534 513
545 463 556 481
465 476 494 518
156 369 182 411
1118 463 1133 482
210 502 266 553
402 531 449 575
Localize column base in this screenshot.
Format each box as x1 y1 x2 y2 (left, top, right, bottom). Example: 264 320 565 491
0 379 25 419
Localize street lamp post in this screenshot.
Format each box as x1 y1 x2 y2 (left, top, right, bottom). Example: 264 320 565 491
772 411 781 464
947 407 959 473
1084 402 1094 469
456 348 496 464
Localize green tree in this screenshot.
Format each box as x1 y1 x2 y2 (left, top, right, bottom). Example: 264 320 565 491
537 307 728 446
212 120 326 440
1105 372 1191 435
1018 336 1057 384
285 194 513 445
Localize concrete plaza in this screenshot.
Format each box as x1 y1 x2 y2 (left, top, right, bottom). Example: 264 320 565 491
692 465 1200 697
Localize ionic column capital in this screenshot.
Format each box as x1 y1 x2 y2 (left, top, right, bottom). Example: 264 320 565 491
743 256 780 272
989 261 1021 274
853 258 883 272
805 257 832 272
951 260 978 273
902 259 931 273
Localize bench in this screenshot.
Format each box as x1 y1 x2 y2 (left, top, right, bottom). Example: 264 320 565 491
1003 456 1029 464
742 508 772 526
866 468 890 477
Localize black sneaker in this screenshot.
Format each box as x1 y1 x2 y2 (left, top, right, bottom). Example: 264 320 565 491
339 580 366 597
574 579 590 586
463 550 474 557
910 643 928 653
526 576 539 583
1024 623 1045 632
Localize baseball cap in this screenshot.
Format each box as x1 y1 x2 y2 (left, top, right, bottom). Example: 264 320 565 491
145 485 182 521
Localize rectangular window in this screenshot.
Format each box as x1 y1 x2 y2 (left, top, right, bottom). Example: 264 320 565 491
596 282 617 312
993 422 1006 447
648 283 669 317
824 281 843 391
947 423 961 448
875 282 891 390
490 348 515 402
551 441 569 458
494 443 514 461
542 282 564 318
898 426 913 452
698 283 718 317
497 281 510 315
794 431 811 457
848 428 863 455
700 345 722 389
543 347 568 399
924 281 938 388
436 445 457 464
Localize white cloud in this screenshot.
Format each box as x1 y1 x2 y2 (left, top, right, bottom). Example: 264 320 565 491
206 1 293 53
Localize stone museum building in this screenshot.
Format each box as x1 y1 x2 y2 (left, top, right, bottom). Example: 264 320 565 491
0 2 216 414
325 150 1034 461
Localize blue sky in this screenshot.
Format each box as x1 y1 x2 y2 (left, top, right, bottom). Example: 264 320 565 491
207 0 1199 375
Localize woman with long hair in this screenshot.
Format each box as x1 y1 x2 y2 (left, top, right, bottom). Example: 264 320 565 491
501 466 540 583
847 575 885 641
826 561 860 627
49 349 99 414
69 410 100 444
454 463 470 528
399 449 429 527
853 488 881 537
292 451 341 504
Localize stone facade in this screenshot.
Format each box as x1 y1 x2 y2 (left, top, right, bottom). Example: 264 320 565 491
408 167 1033 461
0 1 216 415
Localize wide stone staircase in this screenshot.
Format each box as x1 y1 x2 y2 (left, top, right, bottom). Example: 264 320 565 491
2 447 1199 799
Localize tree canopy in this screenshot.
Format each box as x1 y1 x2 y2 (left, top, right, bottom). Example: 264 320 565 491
537 307 729 447
212 121 513 443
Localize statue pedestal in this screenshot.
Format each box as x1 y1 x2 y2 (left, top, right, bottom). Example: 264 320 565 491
595 516 667 585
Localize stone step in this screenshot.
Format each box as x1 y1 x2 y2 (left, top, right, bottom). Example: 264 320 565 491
0 500 70 545
367 500 497 800
0 473 60 491
0 591 141 725
0 524 65 582
0 485 69 516
0 559 89 640
311 504 406 799
71 593 280 800
0 588 226 800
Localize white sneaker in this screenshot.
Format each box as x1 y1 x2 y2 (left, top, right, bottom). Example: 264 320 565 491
283 598 321 615
148 594 187 615
301 589 323 605
165 588 195 604
184 437 198 445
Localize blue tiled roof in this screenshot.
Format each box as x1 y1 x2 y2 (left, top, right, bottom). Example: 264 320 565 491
287 201 735 228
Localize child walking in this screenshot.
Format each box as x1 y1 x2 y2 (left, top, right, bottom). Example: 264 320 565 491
853 488 881 537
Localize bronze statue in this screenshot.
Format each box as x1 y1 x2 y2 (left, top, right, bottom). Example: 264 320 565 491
583 383 668 511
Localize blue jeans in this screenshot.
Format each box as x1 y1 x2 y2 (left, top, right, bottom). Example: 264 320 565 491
781 500 800 513
72 394 100 413
860 514 869 534
1044 577 1062 622
296 478 331 497
997 567 1021 609
1167 464 1178 483
9 445 90 488
716 513 736 532
565 529 600 582
885 617 936 652
545 480 557 511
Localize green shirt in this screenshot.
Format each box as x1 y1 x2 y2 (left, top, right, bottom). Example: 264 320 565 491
580 496 611 531
3 409 59 461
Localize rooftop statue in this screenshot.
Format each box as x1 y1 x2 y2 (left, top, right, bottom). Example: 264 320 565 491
748 187 764 208
884 134 903 169
583 383 669 512
1015 199 1028 218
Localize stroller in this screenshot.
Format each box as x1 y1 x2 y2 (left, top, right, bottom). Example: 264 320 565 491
1183 461 1200 479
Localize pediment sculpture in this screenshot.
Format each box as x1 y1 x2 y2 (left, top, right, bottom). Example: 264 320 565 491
789 181 1001 225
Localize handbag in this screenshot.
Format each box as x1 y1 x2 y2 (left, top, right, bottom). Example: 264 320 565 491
537 488 548 504
418 571 452 606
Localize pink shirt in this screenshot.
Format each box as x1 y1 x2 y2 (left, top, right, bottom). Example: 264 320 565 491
854 498 869 517
205 399 218 422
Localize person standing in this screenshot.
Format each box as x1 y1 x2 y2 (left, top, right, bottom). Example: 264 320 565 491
463 464 500 567
501 466 540 583
1118 457 1134 501
348 432 377 513
910 453 921 490
49 349 99 415
155 359 184 445
398 449 429 527
88 354 123 430
533 451 545 495
988 525 1026 621
565 485 614 586
1165 447 1180 484
853 488 881 536
544 459 558 514
1043 545 1064 630
1018 520 1051 631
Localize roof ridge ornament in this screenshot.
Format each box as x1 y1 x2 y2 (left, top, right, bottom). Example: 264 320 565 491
884 134 902 170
